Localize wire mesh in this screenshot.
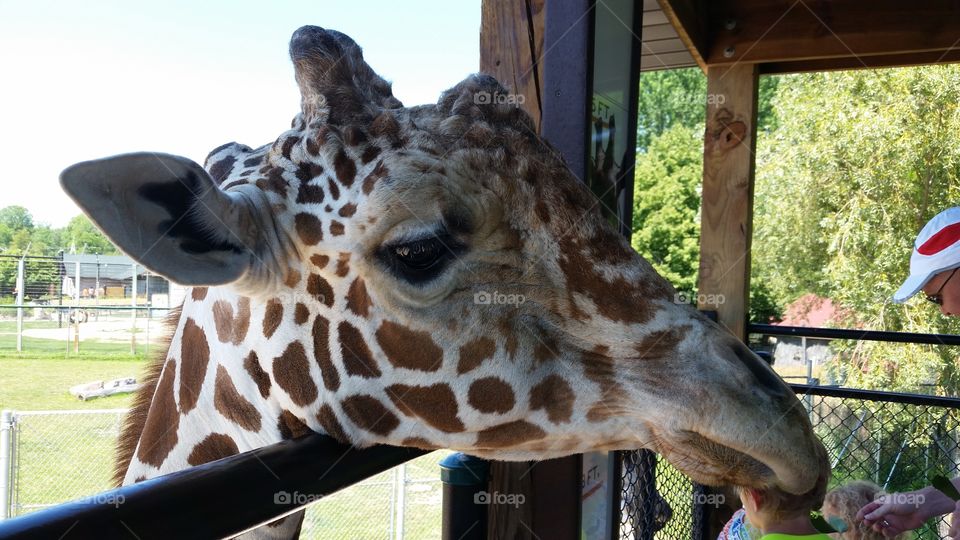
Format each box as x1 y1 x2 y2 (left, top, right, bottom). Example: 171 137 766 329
617 389 960 540
5 409 447 539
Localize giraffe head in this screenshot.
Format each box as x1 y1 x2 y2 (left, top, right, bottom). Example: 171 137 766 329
61 26 827 496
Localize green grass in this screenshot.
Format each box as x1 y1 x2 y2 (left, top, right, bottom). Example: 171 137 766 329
2 335 446 539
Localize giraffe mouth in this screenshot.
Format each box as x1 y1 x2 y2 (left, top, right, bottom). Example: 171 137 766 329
652 430 790 491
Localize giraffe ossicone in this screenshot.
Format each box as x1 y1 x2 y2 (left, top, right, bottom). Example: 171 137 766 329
61 25 828 535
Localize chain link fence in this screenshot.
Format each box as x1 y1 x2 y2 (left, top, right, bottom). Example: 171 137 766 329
0 254 177 357
617 386 960 540
0 409 447 538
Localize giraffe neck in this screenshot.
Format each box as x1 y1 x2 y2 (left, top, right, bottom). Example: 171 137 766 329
123 286 318 483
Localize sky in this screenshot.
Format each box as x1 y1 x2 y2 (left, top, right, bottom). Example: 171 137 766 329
0 0 481 227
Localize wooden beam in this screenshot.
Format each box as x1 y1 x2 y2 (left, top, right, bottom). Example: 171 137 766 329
480 0 545 130
657 0 709 72
697 63 758 341
759 48 960 74
706 0 960 67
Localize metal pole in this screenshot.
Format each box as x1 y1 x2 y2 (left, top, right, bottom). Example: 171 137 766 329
15 259 24 353
395 463 406 540
130 264 137 355
1 410 13 520
144 273 151 357
73 262 80 354
440 453 489 540
56 251 63 329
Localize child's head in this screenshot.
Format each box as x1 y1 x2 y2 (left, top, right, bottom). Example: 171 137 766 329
737 475 828 532
821 481 904 540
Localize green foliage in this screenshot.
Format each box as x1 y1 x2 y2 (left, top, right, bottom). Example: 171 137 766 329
64 215 119 255
753 65 960 393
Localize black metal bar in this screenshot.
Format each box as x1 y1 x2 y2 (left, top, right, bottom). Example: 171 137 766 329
0 434 426 540
749 323 960 346
440 453 490 540
789 384 960 408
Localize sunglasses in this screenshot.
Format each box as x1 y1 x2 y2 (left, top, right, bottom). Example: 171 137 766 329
925 268 959 306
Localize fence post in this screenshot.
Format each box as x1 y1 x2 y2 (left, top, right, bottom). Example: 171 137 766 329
395 463 406 540
15 259 24 353
0 410 13 520
73 262 80 354
440 453 489 540
131 263 137 355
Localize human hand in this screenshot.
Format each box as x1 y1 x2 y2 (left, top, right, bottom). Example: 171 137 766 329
857 490 931 538
948 500 960 539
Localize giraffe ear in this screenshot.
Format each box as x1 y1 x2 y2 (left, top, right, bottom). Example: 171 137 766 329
289 25 401 122
60 152 277 287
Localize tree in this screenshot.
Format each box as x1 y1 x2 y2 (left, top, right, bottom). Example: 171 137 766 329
0 206 34 232
64 215 118 255
752 65 960 393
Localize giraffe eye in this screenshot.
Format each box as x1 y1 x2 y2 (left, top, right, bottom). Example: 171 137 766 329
380 233 463 283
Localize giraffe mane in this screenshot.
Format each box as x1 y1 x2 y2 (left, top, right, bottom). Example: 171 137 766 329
113 303 183 486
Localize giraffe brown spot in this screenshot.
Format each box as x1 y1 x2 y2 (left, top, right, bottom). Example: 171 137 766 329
306 136 320 155
295 213 324 245
317 404 348 442
376 321 442 372
310 254 330 268
341 394 400 436
294 303 310 325
295 161 324 182
362 160 388 195
533 334 559 365
330 221 345 236
558 237 666 325
243 351 271 399
338 203 357 218
346 277 372 318
209 155 236 183
134 476 147 483
360 145 381 164
222 179 246 190
335 252 350 276
334 149 357 186
582 347 626 419
211 300 234 344
214 365 262 432
529 375 575 424
327 178 340 200
186 433 239 466
284 270 302 288
344 126 367 146
243 155 262 167
402 437 439 450
233 297 251 345
313 315 340 391
258 168 288 198
475 420 547 448
634 327 686 359
467 377 515 414
179 318 209 414
281 136 300 160
306 273 334 307
191 287 207 301
456 337 496 374
272 341 319 407
370 111 400 140
277 410 311 439
296 180 326 204
339 321 381 378
137 360 179 467
263 298 283 339
386 383 464 433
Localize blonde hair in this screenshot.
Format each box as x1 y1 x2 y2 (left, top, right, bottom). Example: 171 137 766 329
821 481 905 540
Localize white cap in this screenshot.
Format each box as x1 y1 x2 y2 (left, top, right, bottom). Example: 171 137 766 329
893 207 960 303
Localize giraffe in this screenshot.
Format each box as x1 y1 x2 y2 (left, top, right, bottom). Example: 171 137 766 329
60 26 829 539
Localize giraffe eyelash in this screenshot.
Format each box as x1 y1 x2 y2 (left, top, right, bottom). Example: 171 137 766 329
377 230 464 284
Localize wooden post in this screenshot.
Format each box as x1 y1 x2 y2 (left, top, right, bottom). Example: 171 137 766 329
697 63 760 539
697 63 759 340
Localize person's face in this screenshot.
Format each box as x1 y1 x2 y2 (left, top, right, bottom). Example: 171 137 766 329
922 268 960 316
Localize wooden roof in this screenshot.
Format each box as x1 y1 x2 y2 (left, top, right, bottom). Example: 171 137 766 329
641 0 698 71
654 0 960 74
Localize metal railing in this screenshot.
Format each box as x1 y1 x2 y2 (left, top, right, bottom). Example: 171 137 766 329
0 434 426 539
